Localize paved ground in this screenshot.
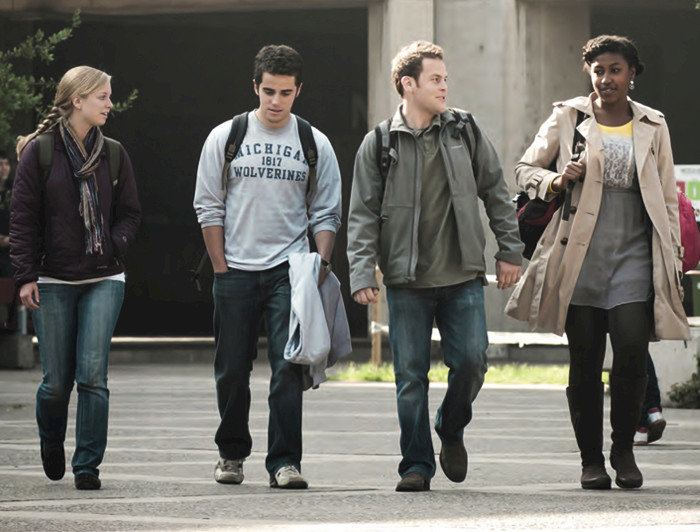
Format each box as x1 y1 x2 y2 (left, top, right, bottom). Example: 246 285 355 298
1 363 699 531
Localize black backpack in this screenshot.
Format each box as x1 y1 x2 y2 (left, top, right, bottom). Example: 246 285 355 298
36 132 123 188
192 112 319 290
374 108 479 195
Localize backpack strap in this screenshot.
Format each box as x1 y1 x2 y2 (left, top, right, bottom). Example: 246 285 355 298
104 137 123 188
220 112 249 191
37 132 123 189
194 113 248 289
374 117 399 203
295 116 318 198
36 132 55 186
194 113 320 290
449 108 479 179
375 118 392 183
374 110 479 184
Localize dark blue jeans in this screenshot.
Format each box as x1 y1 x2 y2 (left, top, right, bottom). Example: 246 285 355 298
639 352 662 427
212 262 303 478
32 280 124 476
386 279 489 479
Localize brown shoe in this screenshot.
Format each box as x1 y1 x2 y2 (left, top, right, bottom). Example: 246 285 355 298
439 440 468 483
395 471 430 492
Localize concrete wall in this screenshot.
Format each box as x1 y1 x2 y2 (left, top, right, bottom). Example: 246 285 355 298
357 0 591 334
432 0 588 331
3 0 697 339
604 335 699 407
366 0 434 127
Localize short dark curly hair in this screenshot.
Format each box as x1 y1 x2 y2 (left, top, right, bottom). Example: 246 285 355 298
253 44 303 87
582 35 645 76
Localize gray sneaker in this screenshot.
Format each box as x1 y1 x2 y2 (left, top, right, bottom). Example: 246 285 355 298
214 458 244 484
270 465 308 489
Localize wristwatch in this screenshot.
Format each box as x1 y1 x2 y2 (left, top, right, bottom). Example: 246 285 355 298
320 258 332 274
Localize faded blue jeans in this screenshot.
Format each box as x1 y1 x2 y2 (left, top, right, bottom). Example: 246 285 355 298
386 279 488 479
32 280 124 477
212 262 304 479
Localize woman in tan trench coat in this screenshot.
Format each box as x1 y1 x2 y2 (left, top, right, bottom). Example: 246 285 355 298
506 35 689 491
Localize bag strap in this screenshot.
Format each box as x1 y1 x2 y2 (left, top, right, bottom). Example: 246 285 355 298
572 110 585 152
195 113 319 289
295 116 318 199
375 109 479 199
561 110 586 221
36 132 54 186
104 137 123 189
449 108 479 179
375 118 392 183
220 112 248 191
220 112 318 196
37 132 122 189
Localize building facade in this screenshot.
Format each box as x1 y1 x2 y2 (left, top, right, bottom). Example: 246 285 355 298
1 0 698 336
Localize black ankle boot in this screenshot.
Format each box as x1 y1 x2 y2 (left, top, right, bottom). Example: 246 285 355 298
609 375 648 489
609 445 643 489
566 382 611 490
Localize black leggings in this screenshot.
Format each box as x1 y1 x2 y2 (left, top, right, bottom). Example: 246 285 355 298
565 302 650 386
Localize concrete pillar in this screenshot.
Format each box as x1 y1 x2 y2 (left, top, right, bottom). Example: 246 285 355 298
435 0 589 187
367 0 434 127
433 0 589 332
364 0 434 351
511 1 590 168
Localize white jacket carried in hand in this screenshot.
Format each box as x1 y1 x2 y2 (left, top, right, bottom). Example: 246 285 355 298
285 252 352 388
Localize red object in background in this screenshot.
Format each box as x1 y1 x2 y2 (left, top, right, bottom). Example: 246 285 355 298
678 191 700 273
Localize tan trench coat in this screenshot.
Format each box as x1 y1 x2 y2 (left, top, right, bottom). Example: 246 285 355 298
506 95 689 341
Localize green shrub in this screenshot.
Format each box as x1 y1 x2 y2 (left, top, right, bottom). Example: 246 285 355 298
0 10 137 151
668 355 700 408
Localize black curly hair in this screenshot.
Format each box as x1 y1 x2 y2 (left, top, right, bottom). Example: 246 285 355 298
253 44 303 87
582 35 645 76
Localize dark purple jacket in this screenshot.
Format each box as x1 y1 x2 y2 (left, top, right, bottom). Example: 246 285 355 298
10 129 141 286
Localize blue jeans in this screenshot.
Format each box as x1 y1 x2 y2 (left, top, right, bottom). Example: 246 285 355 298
212 262 303 478
386 279 488 479
640 352 661 427
32 280 124 476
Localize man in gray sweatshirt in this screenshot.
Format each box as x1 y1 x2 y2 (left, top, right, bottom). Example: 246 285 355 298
194 44 342 489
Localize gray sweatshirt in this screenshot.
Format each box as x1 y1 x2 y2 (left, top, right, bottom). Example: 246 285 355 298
194 112 342 270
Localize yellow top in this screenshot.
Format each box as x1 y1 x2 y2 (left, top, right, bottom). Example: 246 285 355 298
598 120 633 136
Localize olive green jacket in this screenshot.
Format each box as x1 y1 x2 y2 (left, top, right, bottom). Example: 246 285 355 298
347 106 523 294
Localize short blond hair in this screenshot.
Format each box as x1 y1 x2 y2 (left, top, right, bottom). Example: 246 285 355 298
391 41 444 97
17 66 111 158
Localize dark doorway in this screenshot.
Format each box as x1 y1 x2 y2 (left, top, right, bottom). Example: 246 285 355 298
590 6 699 165
29 8 369 336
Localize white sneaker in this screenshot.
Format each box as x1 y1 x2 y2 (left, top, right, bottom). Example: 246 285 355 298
270 465 308 489
647 408 666 444
633 427 648 446
214 458 244 484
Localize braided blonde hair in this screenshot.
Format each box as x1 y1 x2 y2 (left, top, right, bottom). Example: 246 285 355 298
16 66 111 159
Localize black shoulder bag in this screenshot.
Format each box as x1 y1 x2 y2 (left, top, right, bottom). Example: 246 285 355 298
514 110 585 260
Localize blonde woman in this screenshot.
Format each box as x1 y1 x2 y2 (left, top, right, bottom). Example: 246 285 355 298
11 66 140 490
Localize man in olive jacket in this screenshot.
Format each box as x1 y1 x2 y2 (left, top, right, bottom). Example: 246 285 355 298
347 41 523 492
